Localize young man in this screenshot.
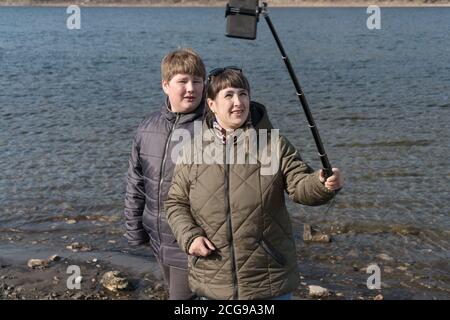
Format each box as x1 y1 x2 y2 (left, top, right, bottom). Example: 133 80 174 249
124 48 205 299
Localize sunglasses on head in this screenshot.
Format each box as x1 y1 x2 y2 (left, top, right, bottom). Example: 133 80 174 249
207 66 242 82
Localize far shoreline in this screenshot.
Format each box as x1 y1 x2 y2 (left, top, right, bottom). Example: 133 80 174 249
1 2 450 8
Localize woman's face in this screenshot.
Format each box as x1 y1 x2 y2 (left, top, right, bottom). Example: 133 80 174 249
207 87 250 130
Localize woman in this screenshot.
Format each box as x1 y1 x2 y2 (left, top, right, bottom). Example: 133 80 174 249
165 68 343 300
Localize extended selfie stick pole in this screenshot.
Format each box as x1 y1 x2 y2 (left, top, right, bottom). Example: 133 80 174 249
262 5 333 178
226 2 334 178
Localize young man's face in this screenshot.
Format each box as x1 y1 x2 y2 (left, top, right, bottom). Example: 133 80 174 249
162 74 204 113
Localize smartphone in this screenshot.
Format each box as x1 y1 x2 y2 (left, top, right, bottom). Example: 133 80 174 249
225 0 259 40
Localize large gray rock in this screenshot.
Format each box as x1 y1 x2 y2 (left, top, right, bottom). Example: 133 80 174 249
100 271 130 292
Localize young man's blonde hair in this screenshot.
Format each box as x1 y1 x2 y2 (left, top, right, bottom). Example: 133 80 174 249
161 48 206 82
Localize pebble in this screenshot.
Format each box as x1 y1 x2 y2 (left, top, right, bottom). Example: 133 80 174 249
66 242 91 252
303 224 331 243
347 249 359 257
61 202 75 211
154 283 164 291
100 271 130 292
374 294 384 300
27 259 49 269
308 285 330 298
66 219 77 225
384 266 394 274
376 253 394 262
48 255 61 262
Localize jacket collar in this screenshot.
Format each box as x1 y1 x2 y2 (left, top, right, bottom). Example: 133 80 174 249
161 97 205 124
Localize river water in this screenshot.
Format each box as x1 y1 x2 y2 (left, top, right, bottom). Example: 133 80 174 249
0 7 449 299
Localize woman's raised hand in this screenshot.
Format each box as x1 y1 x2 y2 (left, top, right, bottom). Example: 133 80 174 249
319 168 343 191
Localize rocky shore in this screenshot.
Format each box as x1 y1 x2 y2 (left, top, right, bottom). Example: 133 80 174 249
0 251 168 300
0 210 447 300
2 221 435 300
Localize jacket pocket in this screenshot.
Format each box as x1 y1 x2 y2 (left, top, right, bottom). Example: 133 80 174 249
260 239 287 266
190 255 200 268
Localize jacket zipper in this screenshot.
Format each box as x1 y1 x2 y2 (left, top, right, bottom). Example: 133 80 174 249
225 144 239 300
157 113 180 248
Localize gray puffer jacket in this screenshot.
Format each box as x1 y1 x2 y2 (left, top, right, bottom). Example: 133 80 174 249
124 99 204 268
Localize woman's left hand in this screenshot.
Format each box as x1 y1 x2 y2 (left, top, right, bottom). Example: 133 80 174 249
319 168 343 191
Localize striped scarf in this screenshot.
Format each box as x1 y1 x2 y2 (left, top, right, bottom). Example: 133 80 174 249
212 117 253 145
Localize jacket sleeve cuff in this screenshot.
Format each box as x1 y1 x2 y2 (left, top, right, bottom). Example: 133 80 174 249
312 170 335 197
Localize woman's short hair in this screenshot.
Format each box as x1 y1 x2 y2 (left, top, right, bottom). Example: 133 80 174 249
206 69 250 101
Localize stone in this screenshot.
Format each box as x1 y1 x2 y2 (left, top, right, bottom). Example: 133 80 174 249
376 253 394 262
100 271 130 292
61 202 75 211
308 285 330 298
384 266 394 274
154 283 164 291
66 219 77 224
347 249 359 257
27 259 49 269
66 242 82 250
374 294 384 300
303 224 331 243
66 242 91 252
48 255 61 262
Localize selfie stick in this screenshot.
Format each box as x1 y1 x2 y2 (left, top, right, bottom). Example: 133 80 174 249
226 2 334 178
